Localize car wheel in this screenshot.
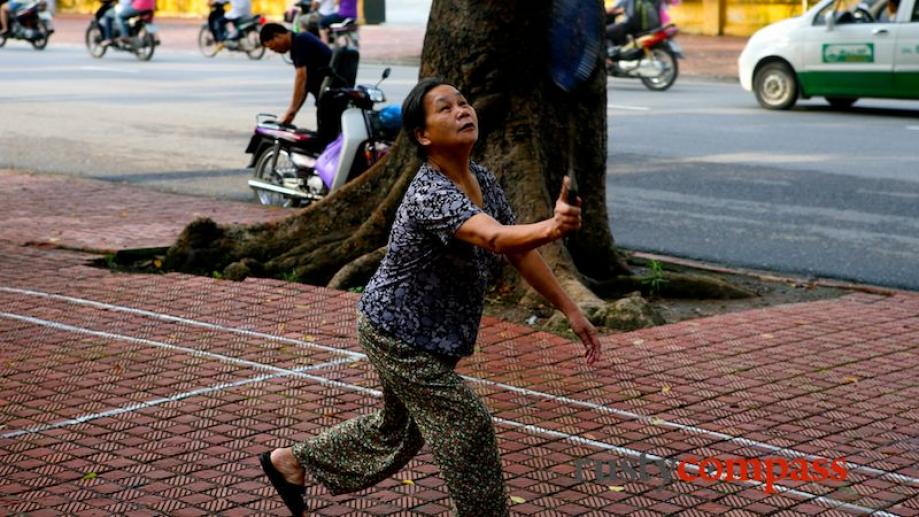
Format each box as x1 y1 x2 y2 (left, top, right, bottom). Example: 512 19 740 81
754 62 798 110
826 97 858 109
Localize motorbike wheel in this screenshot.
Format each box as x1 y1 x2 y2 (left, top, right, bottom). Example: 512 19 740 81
85 23 107 58
244 30 265 60
134 28 156 61
198 25 219 57
30 21 51 50
640 47 678 91
252 148 301 208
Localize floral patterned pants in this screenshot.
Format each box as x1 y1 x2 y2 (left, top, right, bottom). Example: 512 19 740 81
291 314 509 516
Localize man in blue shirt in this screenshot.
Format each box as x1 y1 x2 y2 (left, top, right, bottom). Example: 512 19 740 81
260 23 332 126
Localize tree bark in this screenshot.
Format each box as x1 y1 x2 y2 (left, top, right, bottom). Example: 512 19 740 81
164 0 630 311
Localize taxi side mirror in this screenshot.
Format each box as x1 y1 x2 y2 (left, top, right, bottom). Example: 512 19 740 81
827 10 835 30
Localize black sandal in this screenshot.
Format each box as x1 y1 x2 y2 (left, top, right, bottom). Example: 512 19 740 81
259 451 306 517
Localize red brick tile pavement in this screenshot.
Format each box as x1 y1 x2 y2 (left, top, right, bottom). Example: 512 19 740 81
1 171 918 515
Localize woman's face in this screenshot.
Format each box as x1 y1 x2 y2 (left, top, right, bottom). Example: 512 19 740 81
416 85 478 154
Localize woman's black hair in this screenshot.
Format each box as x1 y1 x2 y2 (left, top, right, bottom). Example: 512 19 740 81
401 77 452 160
259 23 289 45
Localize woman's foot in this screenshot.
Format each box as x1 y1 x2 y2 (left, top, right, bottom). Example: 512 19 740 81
259 449 306 517
271 448 306 486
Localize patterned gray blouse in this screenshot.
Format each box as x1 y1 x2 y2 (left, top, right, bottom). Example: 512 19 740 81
358 162 516 358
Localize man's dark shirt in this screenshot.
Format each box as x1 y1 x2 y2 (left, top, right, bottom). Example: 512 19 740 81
290 32 332 100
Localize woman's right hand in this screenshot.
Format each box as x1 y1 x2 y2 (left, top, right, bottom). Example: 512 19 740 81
552 176 581 238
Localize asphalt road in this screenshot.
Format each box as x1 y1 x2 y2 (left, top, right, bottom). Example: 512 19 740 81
2 43 918 289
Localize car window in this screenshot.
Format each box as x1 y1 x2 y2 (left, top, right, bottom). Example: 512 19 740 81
813 0 862 24
913 0 919 20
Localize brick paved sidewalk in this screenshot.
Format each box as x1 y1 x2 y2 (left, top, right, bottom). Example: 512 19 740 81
49 13 744 77
0 169 917 516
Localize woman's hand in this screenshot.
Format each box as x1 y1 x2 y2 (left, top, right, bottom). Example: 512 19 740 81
552 176 582 239
568 311 601 365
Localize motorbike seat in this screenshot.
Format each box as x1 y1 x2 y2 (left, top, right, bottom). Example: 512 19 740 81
235 13 260 25
329 18 357 32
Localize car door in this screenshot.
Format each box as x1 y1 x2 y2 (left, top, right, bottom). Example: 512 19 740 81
893 0 919 96
800 0 896 97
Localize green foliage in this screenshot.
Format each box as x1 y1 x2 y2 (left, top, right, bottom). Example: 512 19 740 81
640 260 668 296
281 270 301 283
211 270 223 280
347 286 364 293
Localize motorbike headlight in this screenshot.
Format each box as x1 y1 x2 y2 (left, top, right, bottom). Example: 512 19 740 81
367 87 386 103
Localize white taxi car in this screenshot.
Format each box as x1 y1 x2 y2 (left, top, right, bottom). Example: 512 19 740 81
739 0 919 109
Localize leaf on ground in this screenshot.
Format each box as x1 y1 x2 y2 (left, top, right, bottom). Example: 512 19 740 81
632 339 645 346
649 416 664 426
842 376 859 384
661 384 671 394
609 485 625 492
81 471 97 481
303 335 315 342
509 496 526 504
152 258 162 269
400 479 414 486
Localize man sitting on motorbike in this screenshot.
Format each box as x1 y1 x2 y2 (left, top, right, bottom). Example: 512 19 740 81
318 0 355 41
606 0 662 47
1 0 22 36
260 23 334 132
208 0 251 42
114 0 154 42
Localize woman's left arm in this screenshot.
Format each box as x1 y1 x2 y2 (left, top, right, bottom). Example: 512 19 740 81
507 250 602 365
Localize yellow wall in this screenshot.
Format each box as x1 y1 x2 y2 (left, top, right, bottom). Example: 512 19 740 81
59 0 364 20
669 0 808 36
62 0 802 35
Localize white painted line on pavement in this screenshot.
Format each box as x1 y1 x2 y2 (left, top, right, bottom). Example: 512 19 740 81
2 286 917 488
2 357 353 439
0 286 362 360
0 311 893 515
607 104 651 111
0 310 379 394
79 66 142 74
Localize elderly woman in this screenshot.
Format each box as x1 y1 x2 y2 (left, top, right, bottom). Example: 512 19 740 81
259 78 602 516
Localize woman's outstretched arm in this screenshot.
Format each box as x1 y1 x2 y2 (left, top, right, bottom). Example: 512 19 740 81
506 248 602 365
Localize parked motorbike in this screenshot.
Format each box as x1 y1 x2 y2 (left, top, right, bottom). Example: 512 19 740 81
246 67 399 208
607 23 682 91
0 0 53 50
85 0 159 61
198 1 266 59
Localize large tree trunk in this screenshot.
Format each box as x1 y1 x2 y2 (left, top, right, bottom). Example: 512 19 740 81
165 0 631 312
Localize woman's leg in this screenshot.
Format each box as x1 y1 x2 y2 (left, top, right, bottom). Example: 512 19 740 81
290 385 425 494
358 321 509 516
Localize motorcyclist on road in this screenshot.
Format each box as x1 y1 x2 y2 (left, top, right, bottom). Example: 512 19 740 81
318 0 355 41
260 23 333 131
1 0 22 36
606 0 662 47
114 0 154 43
208 0 251 42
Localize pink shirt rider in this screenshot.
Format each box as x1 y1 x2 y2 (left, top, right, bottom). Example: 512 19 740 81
132 0 155 11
